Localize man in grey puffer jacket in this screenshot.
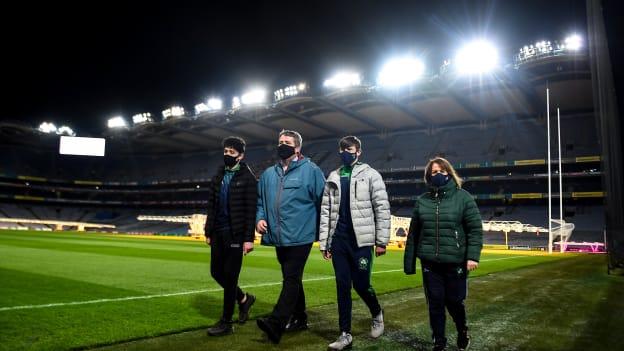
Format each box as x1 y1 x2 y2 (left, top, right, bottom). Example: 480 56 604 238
319 136 391 351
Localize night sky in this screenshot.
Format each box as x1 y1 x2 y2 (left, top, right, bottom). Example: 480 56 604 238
3 0 587 135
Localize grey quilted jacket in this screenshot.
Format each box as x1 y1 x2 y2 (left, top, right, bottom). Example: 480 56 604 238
319 163 391 251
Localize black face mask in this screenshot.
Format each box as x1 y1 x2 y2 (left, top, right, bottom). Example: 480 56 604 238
431 173 450 187
223 155 239 168
277 144 296 160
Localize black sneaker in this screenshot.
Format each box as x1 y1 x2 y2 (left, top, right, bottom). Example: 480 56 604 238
457 328 471 351
206 320 233 337
238 293 256 323
284 314 308 332
432 336 447 351
257 317 282 344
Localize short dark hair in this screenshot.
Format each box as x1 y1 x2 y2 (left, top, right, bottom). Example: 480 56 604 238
279 130 303 147
339 136 362 151
222 136 246 154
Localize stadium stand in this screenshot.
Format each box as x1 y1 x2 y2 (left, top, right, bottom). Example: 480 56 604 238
0 36 605 248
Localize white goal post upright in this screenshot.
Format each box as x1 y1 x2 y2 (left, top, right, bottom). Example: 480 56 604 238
547 88 553 254
557 107 565 253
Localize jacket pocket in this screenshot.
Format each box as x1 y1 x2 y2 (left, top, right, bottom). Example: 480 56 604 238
283 179 301 189
354 178 368 201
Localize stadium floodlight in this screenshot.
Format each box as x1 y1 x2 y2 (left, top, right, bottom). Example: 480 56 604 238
194 103 209 115
323 72 361 89
454 40 499 75
207 98 223 111
274 82 308 102
516 40 555 64
38 122 57 134
195 98 223 114
232 96 241 109
241 89 267 105
107 116 127 129
132 112 153 125
56 126 75 136
162 106 185 119
564 34 582 51
377 57 425 87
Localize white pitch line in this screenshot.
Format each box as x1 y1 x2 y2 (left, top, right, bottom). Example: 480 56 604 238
0 255 529 312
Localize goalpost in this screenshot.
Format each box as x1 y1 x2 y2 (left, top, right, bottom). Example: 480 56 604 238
547 88 575 253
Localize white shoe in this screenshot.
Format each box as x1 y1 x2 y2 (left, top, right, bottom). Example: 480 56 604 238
328 332 353 350
370 309 384 339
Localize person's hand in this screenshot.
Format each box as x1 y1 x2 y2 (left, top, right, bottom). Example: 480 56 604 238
375 246 386 257
243 242 254 255
256 220 268 234
205 236 211 246
321 250 332 260
467 260 479 271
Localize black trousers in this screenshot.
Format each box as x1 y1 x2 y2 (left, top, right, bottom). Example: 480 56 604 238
210 229 245 322
271 243 313 327
421 259 468 345
331 235 382 333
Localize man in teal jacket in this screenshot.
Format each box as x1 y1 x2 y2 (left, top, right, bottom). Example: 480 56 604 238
255 130 325 344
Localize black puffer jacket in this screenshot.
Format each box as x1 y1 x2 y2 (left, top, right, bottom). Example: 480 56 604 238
205 162 258 244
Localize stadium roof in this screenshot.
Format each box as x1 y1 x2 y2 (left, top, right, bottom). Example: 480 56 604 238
1 50 592 155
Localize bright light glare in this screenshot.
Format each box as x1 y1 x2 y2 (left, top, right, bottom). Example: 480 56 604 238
195 103 209 114
455 40 499 75
132 113 152 124
56 126 75 136
162 106 185 119
564 34 582 51
107 116 127 128
378 57 425 87
38 122 57 133
232 97 241 109
274 83 308 101
241 89 266 105
207 98 223 110
323 72 361 89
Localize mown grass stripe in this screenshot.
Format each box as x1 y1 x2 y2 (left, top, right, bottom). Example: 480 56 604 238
0 256 528 312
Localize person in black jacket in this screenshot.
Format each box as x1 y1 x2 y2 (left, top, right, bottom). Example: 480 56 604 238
205 136 258 336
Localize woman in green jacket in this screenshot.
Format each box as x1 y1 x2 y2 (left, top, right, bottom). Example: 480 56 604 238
404 157 483 351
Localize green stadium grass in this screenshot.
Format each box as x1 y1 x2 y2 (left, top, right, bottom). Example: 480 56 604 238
0 230 618 350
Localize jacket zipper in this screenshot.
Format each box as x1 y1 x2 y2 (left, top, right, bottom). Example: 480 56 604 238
327 183 333 246
435 192 440 257
226 171 240 231
275 170 284 245
455 230 460 248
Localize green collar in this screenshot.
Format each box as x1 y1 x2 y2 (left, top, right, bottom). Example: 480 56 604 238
428 178 459 197
339 165 353 177
225 163 241 172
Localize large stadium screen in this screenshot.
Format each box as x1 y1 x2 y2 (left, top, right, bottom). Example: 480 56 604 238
59 136 106 156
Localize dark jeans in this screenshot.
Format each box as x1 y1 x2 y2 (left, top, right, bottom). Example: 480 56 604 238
210 229 245 322
331 235 382 333
421 259 468 346
271 243 313 327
